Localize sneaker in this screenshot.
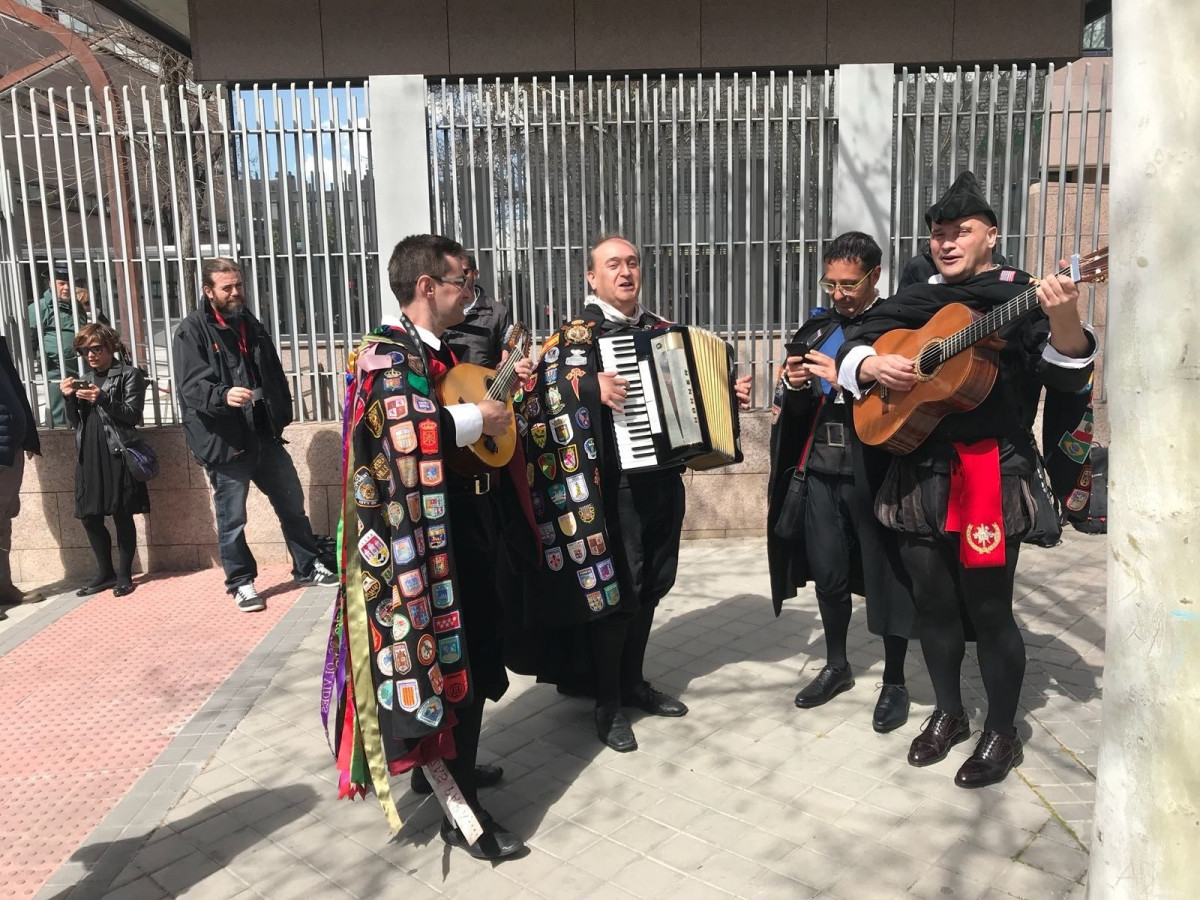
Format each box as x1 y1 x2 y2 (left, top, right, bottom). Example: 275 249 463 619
235 583 265 612
304 561 339 586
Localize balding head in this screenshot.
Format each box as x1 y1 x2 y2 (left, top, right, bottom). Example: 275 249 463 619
586 236 642 314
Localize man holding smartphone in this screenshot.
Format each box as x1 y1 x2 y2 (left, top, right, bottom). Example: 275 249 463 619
767 232 915 733
173 259 337 612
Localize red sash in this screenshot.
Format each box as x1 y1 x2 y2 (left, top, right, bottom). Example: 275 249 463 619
945 439 1006 568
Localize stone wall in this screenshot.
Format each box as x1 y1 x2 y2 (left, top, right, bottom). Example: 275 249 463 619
13 412 775 587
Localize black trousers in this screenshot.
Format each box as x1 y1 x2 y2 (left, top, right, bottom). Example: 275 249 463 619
589 474 685 704
899 536 1024 735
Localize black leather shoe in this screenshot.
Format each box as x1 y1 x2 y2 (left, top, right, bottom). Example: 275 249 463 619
907 709 971 767
794 664 854 709
625 682 688 717
955 731 1024 788
872 684 911 733
76 577 116 597
113 581 135 598
412 764 503 795
440 812 525 860
595 702 637 752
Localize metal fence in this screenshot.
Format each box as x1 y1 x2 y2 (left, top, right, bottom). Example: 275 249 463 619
0 82 376 427
428 72 838 401
890 61 1110 305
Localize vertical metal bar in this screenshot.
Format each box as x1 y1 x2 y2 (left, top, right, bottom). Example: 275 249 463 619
999 65 1017 255
233 88 260 338
796 72 809 313
429 82 444 236
350 89 371 335
967 66 980 172
118 86 154 374
448 84 463 243
484 86 501 303
761 73 772 387
558 83 572 315
64 89 99 319
329 89 355 376
816 72 829 279
949 68 961 175
504 89 518 309
892 71 906 290
616 78 626 238
725 76 734 338
272 88 302 398
689 81 698 327
104 89 138 372
743 79 752 359
1035 64 1055 275
292 87 319 421
161 86 189 323
83 89 116 335
981 67 997 202
931 70 942 193
0 92 37 390
465 82 481 262
910 69 925 267
177 85 204 299
215 86 239 271
197 85 220 256
46 88 81 363
314 84 338 418
251 89 278 332
671 78 680 322
780 72 791 337
633 78 643 253
1016 65 1037 272
519 89 537 334
1073 64 1091 256
1054 63 1074 264
31 90 71 388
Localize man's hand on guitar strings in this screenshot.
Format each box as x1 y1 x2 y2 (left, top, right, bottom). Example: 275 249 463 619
513 357 534 383
478 398 512 436
859 354 918 391
734 373 752 410
598 371 628 413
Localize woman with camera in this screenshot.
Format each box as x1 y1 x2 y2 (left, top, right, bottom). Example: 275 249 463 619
62 323 150 597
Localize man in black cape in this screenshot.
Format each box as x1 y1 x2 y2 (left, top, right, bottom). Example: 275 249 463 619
767 232 916 733
836 172 1097 788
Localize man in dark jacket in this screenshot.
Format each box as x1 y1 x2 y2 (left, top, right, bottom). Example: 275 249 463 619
173 259 336 612
0 335 44 615
442 254 512 368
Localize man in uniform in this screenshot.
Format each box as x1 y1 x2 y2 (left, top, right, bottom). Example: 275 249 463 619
838 173 1096 787
28 265 102 426
516 235 750 752
767 232 914 733
329 234 529 859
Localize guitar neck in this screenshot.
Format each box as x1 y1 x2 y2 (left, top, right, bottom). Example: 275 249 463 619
933 263 1071 364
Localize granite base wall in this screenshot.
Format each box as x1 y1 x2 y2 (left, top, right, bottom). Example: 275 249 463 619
12 412 776 589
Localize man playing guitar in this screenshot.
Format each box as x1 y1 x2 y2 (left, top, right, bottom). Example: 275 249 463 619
837 172 1097 788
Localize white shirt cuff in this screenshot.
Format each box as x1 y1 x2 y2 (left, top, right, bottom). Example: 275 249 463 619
1043 323 1098 369
446 403 484 447
838 345 877 399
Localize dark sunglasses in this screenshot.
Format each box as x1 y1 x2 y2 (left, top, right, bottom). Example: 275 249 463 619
79 345 106 356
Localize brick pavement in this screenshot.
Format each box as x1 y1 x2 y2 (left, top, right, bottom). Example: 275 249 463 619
18 530 1106 899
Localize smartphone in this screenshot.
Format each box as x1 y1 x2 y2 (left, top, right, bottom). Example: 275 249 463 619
71 378 89 390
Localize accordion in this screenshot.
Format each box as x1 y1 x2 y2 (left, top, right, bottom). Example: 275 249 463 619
596 326 742 473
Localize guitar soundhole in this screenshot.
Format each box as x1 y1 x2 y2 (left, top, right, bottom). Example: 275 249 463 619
915 340 945 380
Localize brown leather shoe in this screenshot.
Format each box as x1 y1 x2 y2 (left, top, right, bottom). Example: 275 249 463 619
907 709 971 767
955 731 1024 788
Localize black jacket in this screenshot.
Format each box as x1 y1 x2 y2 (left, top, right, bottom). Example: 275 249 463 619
443 288 512 368
64 361 146 456
0 336 40 466
172 303 294 467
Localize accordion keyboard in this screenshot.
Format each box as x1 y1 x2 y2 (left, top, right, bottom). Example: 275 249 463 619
596 334 664 470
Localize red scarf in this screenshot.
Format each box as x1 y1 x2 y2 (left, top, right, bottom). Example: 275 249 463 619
211 305 250 360
945 439 1006 568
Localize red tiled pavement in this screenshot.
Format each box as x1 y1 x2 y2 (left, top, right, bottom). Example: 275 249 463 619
0 566 304 900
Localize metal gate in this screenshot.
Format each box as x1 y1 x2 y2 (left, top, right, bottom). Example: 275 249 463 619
428 72 838 397
0 82 376 426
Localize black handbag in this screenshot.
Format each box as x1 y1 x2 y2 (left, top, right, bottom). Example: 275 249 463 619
773 396 825 541
1023 439 1063 548
121 438 160 482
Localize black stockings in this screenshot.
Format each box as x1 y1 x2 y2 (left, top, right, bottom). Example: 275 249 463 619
80 513 136 585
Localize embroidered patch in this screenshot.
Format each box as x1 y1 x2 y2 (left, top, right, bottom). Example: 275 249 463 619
433 611 460 633
396 678 420 711
391 536 416 565
546 547 564 571
431 580 454 608
390 421 417 454
384 395 408 420
358 530 389 567
577 567 597 589
366 401 385 438
376 680 394 710
1058 434 1091 464
587 533 607 556
443 668 468 702
437 635 462 664
416 634 437 666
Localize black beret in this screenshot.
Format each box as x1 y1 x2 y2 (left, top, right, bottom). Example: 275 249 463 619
925 171 998 229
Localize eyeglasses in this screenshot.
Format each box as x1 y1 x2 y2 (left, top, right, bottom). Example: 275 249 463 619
79 345 105 356
432 275 469 289
817 268 876 296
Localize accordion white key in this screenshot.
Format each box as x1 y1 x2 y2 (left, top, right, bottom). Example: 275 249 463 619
597 325 742 473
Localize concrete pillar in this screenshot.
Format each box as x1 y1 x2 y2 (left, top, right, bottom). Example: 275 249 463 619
832 63 894 285
367 74 432 319
1089 3 1200 896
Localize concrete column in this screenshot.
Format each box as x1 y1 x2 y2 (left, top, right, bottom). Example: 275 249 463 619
1089 3 1200 896
832 63 894 285
367 74 432 319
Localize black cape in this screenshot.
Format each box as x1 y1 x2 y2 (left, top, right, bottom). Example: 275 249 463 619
766 309 917 638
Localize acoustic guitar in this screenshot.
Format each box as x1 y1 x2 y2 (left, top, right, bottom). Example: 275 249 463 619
853 248 1109 454
436 324 532 475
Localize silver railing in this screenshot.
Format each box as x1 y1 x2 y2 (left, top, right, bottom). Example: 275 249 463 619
890 60 1111 393
0 82 376 427
428 73 838 404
